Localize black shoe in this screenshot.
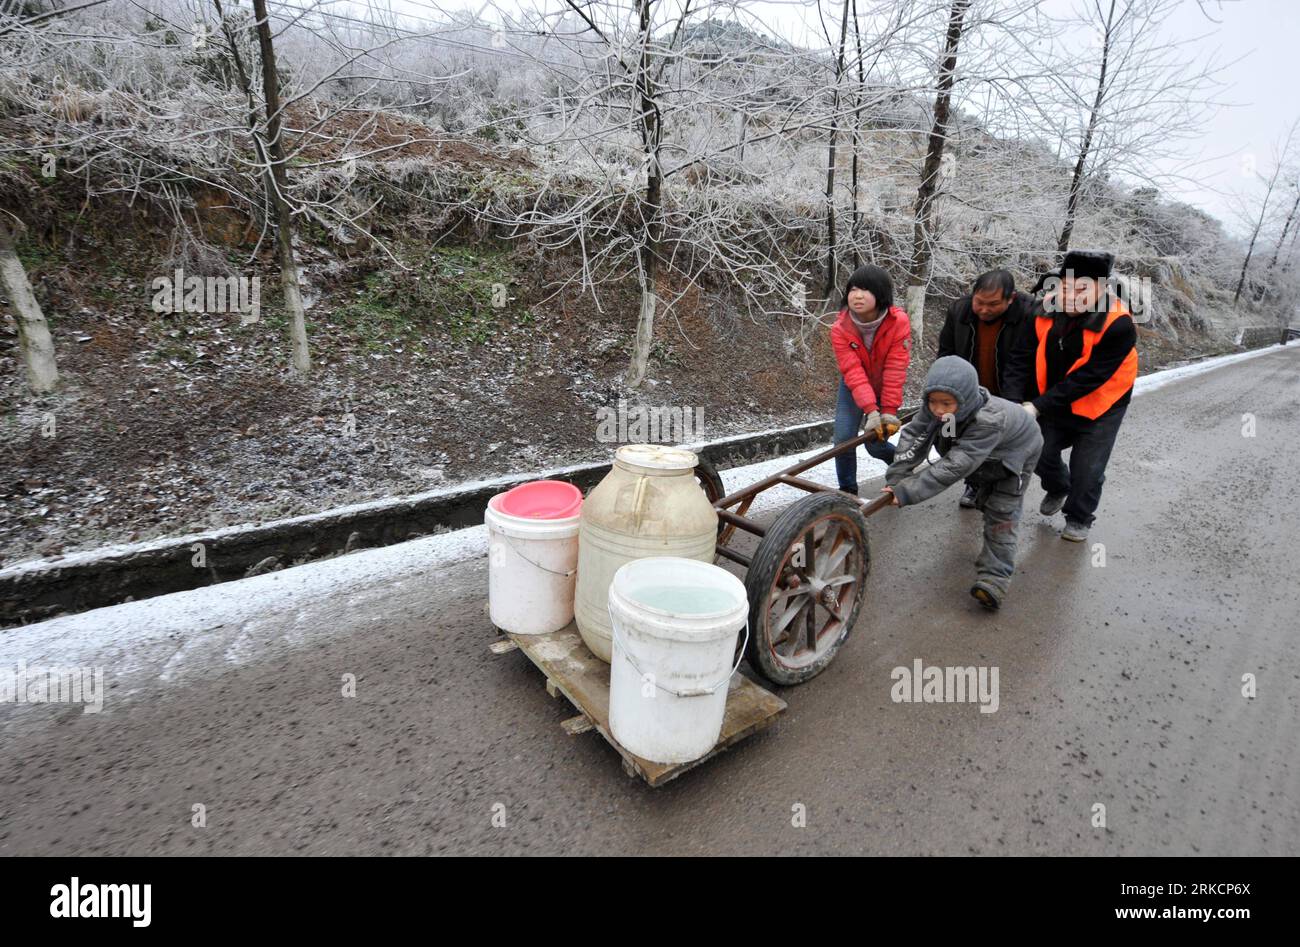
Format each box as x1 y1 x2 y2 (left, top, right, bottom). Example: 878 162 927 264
959 484 979 508
839 485 859 497
1040 492 1068 516
970 581 1002 611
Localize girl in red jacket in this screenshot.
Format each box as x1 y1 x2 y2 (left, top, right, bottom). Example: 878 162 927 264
830 264 912 494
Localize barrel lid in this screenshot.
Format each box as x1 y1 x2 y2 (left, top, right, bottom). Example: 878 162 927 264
614 444 698 472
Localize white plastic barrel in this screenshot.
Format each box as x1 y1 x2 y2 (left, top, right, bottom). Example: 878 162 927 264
485 493 581 635
607 557 749 764
575 445 718 663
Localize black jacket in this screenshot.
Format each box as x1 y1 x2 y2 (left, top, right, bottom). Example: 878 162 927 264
1029 295 1137 420
936 292 1037 403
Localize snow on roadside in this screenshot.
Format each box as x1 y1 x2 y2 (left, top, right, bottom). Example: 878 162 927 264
3 340 1293 668
1133 341 1295 395
0 525 489 673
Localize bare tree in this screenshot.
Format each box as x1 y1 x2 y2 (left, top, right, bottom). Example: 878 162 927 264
471 1 901 386
822 0 852 298
1041 0 1227 254
904 0 970 344
211 0 275 238
1257 165 1300 307
1233 119 1298 308
843 0 910 274
0 213 59 394
627 0 670 389
1056 0 1116 253
252 0 310 375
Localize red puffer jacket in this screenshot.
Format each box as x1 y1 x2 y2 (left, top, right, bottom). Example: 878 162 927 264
830 305 912 415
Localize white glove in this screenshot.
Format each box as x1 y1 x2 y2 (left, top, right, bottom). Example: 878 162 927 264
1021 401 1040 419
862 410 883 438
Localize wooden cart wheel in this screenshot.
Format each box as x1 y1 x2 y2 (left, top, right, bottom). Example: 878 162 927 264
693 459 728 537
744 492 870 686
693 459 725 505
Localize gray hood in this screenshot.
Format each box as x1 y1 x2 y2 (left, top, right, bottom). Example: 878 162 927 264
924 355 986 422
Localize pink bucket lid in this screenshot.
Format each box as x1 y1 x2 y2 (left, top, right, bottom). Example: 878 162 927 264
498 480 583 519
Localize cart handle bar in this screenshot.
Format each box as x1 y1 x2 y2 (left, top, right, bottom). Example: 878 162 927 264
711 406 918 511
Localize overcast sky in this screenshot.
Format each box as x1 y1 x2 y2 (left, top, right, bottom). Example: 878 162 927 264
1118 0 1297 236
375 0 1294 237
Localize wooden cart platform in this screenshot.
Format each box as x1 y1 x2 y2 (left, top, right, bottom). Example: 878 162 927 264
491 621 787 787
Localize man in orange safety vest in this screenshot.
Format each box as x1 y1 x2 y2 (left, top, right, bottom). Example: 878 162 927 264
1021 250 1138 543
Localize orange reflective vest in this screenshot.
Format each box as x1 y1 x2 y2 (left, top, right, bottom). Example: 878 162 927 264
1035 299 1138 420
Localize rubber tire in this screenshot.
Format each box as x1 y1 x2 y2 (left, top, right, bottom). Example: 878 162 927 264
744 492 870 686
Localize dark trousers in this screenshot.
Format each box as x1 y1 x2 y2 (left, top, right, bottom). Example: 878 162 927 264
972 464 1038 594
833 379 895 491
1034 406 1127 527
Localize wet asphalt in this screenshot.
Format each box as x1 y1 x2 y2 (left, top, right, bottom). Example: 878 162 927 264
1 345 1297 855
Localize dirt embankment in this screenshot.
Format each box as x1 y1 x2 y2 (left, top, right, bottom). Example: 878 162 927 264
0 231 844 566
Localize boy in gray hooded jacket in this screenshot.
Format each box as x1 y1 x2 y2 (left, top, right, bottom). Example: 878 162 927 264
883 356 1044 609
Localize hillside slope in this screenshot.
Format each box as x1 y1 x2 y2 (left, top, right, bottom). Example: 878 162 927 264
0 105 1241 565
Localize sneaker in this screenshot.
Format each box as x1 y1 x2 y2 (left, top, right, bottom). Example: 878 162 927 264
959 484 979 509
970 581 1002 611
1061 520 1089 542
1040 492 1068 516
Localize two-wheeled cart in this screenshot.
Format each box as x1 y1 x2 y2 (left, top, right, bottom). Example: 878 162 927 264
492 422 902 784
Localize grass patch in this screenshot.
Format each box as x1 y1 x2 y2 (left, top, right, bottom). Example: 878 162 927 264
13 239 60 274
332 244 523 346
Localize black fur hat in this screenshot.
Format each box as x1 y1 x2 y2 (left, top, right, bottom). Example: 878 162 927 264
842 264 894 311
1059 250 1114 280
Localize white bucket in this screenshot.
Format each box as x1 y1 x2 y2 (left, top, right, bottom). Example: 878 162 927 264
607 557 749 764
485 493 581 635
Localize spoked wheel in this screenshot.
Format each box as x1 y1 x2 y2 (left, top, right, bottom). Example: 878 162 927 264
744 492 870 686
693 459 728 537
693 459 726 505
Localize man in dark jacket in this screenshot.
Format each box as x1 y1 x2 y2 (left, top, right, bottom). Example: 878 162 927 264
936 269 1038 508
1023 250 1138 543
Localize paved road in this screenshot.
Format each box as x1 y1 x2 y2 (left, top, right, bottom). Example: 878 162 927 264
2 346 1298 855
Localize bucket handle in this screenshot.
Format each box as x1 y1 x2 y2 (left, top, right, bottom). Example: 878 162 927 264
497 534 576 578
607 602 749 698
